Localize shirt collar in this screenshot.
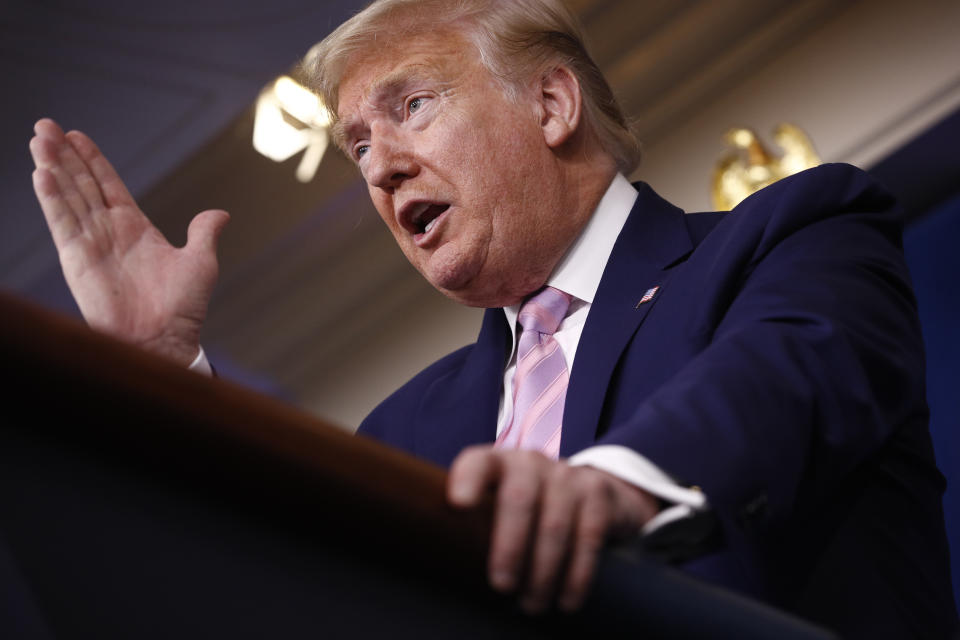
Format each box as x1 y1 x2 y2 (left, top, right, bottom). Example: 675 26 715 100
503 173 638 327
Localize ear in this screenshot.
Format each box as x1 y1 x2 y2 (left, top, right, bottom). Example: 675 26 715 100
538 65 583 148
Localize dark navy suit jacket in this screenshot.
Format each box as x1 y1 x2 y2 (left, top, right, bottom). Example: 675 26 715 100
359 164 957 637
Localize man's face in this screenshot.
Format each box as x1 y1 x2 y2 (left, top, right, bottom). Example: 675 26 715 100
336 30 569 307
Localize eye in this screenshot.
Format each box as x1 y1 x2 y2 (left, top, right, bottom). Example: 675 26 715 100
354 144 370 160
407 96 425 115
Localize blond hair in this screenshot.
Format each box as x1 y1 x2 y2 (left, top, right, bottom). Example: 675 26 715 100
305 0 641 174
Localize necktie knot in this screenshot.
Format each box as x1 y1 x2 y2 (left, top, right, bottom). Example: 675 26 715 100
518 286 572 337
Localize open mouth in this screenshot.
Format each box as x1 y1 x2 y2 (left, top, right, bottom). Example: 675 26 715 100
408 202 450 235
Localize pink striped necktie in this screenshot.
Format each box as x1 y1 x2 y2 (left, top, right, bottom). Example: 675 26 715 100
495 286 573 460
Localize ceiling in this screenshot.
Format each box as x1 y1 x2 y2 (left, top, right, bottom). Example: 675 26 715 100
1 0 364 309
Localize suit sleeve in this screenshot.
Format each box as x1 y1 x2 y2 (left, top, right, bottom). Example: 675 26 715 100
595 170 928 539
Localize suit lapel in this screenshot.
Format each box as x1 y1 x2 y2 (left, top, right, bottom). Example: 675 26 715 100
414 308 509 467
560 183 694 457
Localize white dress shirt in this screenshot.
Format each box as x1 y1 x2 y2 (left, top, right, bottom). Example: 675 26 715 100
498 174 706 533
189 347 212 376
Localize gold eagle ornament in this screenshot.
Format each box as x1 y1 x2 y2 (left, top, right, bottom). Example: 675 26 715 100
711 123 821 210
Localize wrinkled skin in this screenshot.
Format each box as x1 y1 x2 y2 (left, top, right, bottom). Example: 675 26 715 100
335 30 609 308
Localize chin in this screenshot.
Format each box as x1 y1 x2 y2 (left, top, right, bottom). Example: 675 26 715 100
427 272 481 305
432 271 538 309
438 288 510 309
417 245 541 308
419 247 484 299
419 264 489 307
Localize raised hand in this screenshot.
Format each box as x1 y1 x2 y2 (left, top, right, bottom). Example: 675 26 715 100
29 118 230 366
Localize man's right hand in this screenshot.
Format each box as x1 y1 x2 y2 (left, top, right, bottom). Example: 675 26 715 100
29 118 229 366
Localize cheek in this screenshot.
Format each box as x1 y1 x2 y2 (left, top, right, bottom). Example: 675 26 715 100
439 111 514 181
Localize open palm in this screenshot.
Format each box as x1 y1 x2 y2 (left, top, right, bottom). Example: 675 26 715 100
29 118 229 366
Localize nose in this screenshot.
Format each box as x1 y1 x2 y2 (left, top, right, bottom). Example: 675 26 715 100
363 124 419 191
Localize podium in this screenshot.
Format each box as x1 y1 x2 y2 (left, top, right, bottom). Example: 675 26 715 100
0 292 837 638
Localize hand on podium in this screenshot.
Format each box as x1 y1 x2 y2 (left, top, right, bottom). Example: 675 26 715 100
448 446 659 614
29 118 229 367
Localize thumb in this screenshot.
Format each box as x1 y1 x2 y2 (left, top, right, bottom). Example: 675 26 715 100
186 209 230 255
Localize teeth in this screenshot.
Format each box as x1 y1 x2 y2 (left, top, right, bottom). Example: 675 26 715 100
424 217 438 233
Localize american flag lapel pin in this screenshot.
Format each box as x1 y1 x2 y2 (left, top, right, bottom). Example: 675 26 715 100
635 285 660 308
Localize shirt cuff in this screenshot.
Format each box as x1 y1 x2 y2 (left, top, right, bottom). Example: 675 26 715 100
188 346 213 376
567 444 708 535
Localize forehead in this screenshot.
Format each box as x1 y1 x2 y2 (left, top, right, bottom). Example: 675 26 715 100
335 28 475 118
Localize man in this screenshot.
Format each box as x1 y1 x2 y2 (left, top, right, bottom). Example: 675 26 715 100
29 0 956 636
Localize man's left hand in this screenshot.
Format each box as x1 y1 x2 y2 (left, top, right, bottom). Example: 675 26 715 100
447 446 659 614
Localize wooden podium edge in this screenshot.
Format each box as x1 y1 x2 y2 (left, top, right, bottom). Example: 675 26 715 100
0 290 840 638
0 291 491 565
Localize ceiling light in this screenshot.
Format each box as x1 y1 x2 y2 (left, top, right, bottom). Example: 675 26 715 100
252 75 330 182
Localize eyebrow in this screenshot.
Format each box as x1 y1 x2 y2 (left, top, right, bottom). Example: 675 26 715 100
332 62 443 153
330 119 351 154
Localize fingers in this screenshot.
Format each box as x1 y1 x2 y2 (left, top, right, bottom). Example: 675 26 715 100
488 452 546 592
559 476 612 611
31 119 137 213
558 474 657 611
30 118 149 254
31 121 105 216
30 121 83 244
523 464 578 612
448 448 659 615
61 132 109 212
32 167 80 248
33 118 65 143
449 448 544 592
30 119 107 250
30 135 91 237
66 129 136 208
448 445 503 507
